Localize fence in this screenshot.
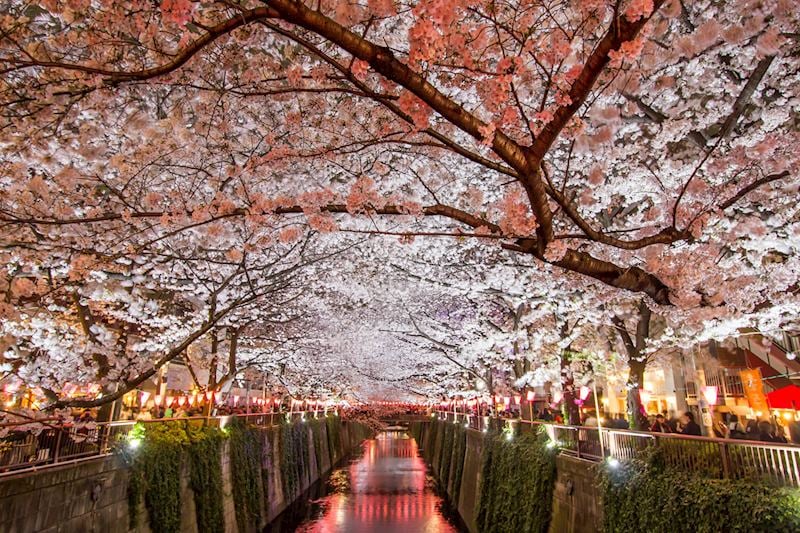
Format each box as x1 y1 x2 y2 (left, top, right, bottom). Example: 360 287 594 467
435 410 800 488
0 410 317 476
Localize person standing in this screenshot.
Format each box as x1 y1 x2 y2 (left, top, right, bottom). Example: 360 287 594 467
788 418 800 444
650 414 672 433
679 412 702 436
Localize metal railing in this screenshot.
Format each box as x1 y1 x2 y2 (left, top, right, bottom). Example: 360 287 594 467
434 410 800 487
0 410 320 476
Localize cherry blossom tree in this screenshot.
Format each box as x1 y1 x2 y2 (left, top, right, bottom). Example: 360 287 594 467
2 1 800 402
3 0 798 305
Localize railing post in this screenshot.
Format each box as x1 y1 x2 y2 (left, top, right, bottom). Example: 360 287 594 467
719 442 731 479
52 429 63 464
576 428 581 459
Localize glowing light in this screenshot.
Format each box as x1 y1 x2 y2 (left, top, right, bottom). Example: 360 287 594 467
783 412 792 420
552 391 563 404
153 395 163 406
579 386 591 401
177 396 186 407
608 458 619 468
139 391 150 405
526 391 535 402
166 395 174 407
701 386 718 406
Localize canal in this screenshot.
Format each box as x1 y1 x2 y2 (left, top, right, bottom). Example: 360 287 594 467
266 429 466 533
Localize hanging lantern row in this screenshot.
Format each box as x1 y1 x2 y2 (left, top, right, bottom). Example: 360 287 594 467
438 390 571 412
136 390 339 410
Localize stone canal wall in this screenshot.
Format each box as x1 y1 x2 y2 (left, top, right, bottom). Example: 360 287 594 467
0 417 369 533
411 420 601 533
411 419 800 533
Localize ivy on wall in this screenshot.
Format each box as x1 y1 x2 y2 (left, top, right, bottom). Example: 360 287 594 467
326 415 342 463
599 448 800 533
227 418 265 533
123 417 367 533
309 418 327 473
124 422 225 533
187 425 226 533
449 423 467 505
411 420 467 509
475 427 557 533
439 422 455 484
280 420 311 498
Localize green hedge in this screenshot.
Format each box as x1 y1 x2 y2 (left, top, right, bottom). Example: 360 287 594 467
476 427 557 533
600 448 800 533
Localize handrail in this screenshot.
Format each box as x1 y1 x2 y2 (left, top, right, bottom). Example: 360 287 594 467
0 410 323 476
432 410 800 487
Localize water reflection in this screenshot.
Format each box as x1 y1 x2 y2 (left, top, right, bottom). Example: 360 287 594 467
272 430 463 533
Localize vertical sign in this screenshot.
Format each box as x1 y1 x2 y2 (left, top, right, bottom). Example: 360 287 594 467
740 368 769 416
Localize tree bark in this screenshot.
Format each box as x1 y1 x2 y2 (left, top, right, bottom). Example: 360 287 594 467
626 359 648 430
560 349 580 425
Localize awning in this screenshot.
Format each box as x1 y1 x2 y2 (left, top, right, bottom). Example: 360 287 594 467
766 384 800 410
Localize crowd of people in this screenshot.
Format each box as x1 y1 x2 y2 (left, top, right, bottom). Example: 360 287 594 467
575 409 799 444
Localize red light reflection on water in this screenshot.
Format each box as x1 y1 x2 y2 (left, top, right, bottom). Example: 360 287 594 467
297 432 459 533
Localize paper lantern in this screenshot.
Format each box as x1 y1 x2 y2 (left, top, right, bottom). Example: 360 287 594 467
232 395 239 406
153 395 163 407
526 391 535 402
188 394 196 406
139 391 151 405
205 391 213 402
552 391 563 404
177 396 186 407
503 396 511 406
514 395 522 405
166 395 174 407
579 386 591 401
702 386 718 406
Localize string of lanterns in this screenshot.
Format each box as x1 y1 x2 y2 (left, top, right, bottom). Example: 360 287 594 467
133 390 339 411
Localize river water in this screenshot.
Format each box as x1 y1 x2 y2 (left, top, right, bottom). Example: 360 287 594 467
266 429 465 533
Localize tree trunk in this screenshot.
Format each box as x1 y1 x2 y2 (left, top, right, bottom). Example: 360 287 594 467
626 359 648 430
560 349 580 425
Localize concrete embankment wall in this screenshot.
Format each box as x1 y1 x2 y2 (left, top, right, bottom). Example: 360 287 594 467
0 418 368 533
414 420 602 533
